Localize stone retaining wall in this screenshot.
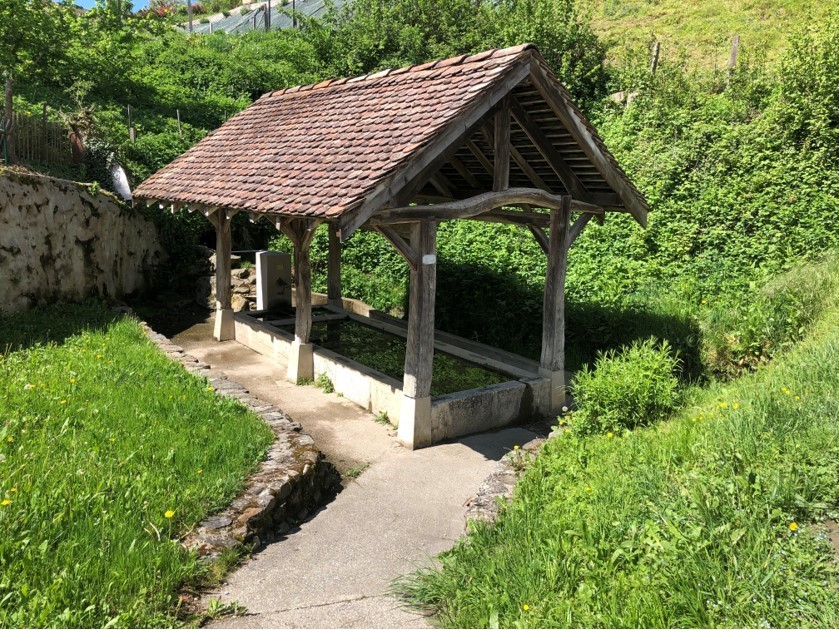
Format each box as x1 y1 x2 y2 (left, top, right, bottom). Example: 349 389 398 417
130 309 340 559
0 169 164 314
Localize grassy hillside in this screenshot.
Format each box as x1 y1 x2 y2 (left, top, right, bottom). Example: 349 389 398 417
582 0 831 66
403 253 839 628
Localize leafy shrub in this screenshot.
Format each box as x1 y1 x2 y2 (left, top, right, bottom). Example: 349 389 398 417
570 338 681 435
702 253 839 377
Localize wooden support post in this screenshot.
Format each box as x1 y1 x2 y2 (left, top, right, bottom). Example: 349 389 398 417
540 196 571 412
399 220 437 449
211 210 235 341
493 96 511 192
281 219 321 383
327 222 342 307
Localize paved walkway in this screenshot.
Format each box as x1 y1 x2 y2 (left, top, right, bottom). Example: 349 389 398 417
172 317 536 628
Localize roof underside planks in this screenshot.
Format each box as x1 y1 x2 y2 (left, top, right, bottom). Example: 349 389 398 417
133 44 649 240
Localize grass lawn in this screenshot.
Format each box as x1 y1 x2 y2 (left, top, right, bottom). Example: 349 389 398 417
0 302 274 627
404 293 839 627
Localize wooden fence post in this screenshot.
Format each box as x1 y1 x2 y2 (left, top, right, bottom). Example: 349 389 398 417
650 41 661 74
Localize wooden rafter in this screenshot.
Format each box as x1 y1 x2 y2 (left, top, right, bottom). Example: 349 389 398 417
509 96 588 199
465 138 494 176
449 154 481 188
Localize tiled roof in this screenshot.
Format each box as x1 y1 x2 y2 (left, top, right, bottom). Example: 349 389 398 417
133 43 649 227
134 45 534 218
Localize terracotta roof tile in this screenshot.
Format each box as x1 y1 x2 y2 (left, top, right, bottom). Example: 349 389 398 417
134 43 648 223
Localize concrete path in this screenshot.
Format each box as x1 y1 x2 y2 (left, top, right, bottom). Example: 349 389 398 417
170 316 537 628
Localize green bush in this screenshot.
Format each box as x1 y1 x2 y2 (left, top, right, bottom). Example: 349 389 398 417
702 253 839 377
571 338 681 435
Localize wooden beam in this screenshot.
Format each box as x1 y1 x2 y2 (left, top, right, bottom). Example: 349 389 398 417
528 57 649 226
493 95 511 191
429 172 453 198
375 225 419 271
327 222 342 305
403 221 437 399
509 96 588 199
371 188 601 224
566 212 593 249
465 139 494 176
541 196 571 378
528 224 550 255
338 59 531 240
209 208 234 341
510 144 551 191
449 154 481 188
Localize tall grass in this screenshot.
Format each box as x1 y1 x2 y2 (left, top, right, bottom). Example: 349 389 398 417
402 269 839 628
0 302 274 627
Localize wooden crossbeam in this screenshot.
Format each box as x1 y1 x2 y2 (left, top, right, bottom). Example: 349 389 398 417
371 188 603 225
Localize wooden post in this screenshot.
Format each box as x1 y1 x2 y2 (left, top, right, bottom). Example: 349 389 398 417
211 210 235 341
650 41 661 74
327 222 342 307
540 196 571 412
187 0 193 33
727 35 740 86
293 237 312 346
176 109 182 137
281 219 321 383
399 220 437 449
493 95 511 192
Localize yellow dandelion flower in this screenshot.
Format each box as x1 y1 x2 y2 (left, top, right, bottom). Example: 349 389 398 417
513 445 520 451
206 386 213 391
732 402 740 410
69 378 76 384
10 487 16 493
197 469 203 475
0 499 10 506
701 299 707 305
691 417 697 423
709 412 715 417
164 510 175 519
6 437 12 444
585 486 592 493
719 401 728 408
109 438 116 443
60 400 67 405
789 522 798 532
522 604 530 611
794 395 801 401
607 432 614 438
